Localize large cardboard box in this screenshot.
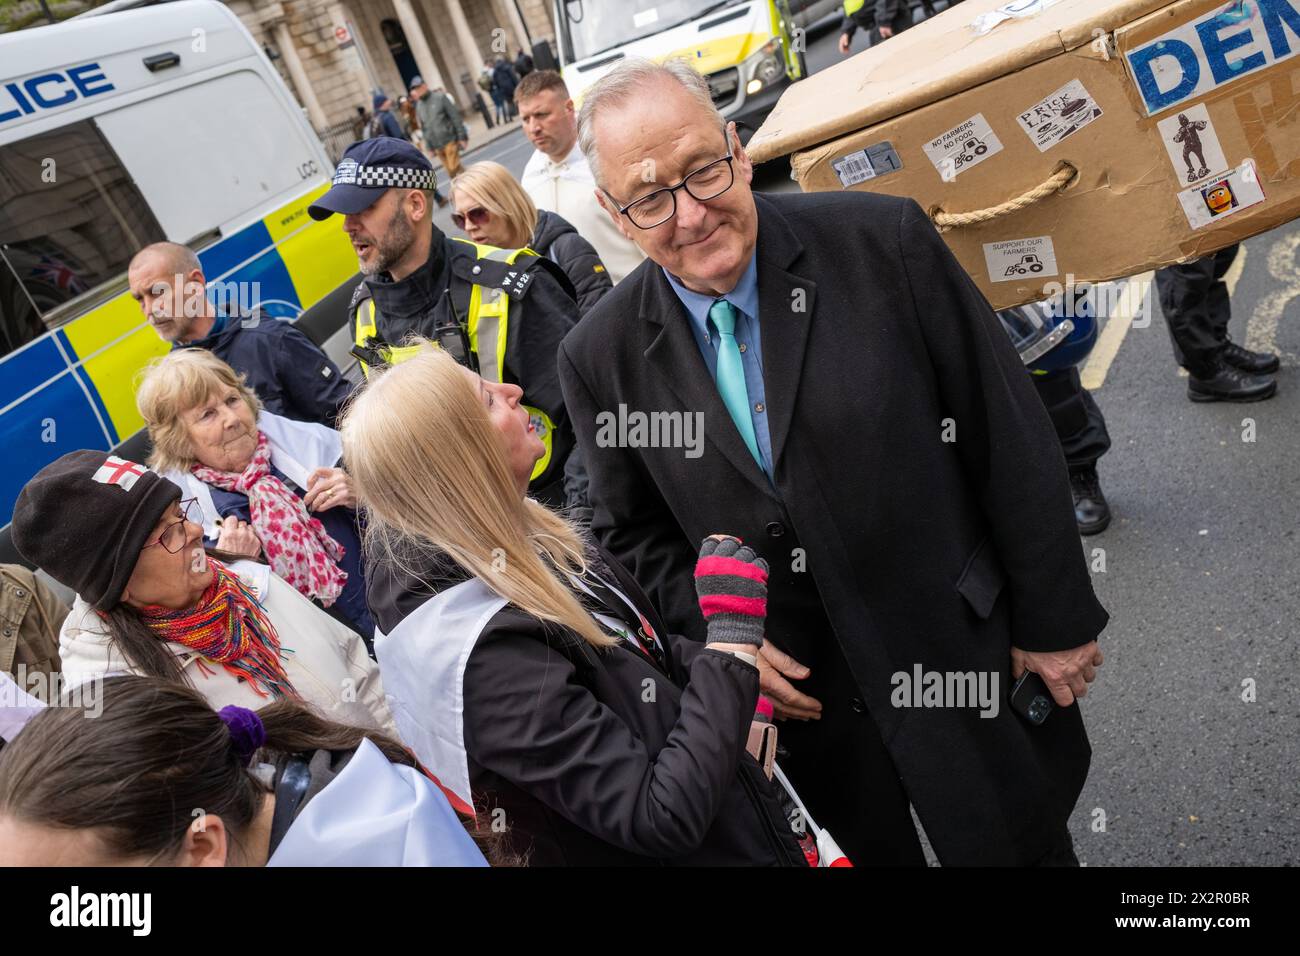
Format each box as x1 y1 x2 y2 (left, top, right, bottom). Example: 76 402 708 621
748 0 1300 310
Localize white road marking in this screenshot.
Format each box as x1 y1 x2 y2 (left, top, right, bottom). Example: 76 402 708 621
1224 244 1248 296
1245 233 1300 363
1081 273 1152 390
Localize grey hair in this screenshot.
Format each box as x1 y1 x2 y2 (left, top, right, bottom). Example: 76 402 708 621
130 241 201 278
577 57 724 191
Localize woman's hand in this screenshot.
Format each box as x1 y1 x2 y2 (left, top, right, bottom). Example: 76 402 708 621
303 467 356 512
694 534 767 649
216 515 262 558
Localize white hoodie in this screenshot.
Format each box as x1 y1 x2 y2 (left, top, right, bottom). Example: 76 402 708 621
58 560 394 734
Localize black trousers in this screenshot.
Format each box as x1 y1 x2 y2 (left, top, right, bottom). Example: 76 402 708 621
1155 244 1240 376
1031 367 1111 472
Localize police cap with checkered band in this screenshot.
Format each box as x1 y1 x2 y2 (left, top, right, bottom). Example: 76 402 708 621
308 136 438 221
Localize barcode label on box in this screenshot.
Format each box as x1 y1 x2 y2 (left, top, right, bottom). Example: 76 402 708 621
831 142 902 188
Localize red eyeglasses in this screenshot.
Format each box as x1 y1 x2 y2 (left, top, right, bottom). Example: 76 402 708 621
452 206 490 230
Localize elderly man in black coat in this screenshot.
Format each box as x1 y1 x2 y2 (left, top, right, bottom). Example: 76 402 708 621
557 57 1108 866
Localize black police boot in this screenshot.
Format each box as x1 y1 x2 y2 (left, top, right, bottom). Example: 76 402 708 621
1069 467 1111 536
1187 361 1277 402
1222 340 1280 374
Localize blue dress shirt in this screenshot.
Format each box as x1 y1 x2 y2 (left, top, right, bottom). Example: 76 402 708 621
662 253 772 476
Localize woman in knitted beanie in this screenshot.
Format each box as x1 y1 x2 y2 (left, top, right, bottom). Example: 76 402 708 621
10 450 393 733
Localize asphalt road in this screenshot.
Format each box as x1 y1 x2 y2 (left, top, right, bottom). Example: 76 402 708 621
456 5 1300 866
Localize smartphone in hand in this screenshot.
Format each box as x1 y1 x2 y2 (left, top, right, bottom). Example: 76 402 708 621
1010 671 1054 725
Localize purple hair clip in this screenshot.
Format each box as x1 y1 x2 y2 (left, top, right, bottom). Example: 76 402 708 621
218 705 266 765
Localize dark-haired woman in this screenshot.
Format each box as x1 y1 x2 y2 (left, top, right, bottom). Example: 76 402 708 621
0 675 492 866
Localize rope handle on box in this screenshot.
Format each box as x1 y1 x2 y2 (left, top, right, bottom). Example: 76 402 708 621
930 163 1079 233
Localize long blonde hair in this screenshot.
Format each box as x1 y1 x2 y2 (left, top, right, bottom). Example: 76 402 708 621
450 161 539 249
340 346 614 649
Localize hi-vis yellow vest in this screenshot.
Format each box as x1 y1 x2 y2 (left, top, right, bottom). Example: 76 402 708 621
354 238 555 483
843 0 866 14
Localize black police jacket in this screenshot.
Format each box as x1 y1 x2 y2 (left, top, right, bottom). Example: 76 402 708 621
182 308 353 428
350 231 581 499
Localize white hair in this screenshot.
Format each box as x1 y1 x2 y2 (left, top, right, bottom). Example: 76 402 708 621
576 57 725 191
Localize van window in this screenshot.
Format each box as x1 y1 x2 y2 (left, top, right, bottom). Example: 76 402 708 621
0 255 45 359
95 71 323 246
0 119 165 338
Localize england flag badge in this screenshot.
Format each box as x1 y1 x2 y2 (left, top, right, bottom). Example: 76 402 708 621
92 456 147 491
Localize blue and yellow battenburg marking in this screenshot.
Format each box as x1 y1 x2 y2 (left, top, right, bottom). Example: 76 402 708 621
0 181 356 523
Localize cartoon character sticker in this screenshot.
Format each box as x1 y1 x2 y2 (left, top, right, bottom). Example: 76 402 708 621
1202 180 1237 217
1177 159 1265 229
1157 104 1228 186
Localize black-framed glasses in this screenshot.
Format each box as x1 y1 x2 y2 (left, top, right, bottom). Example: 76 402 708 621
143 498 201 554
613 146 737 229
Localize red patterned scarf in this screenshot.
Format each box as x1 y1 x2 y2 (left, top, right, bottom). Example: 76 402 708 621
192 431 347 606
137 559 297 699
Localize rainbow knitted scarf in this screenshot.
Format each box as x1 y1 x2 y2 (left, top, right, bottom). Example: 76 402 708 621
137 560 297 699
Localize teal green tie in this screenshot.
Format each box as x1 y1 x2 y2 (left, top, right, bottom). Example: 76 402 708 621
708 298 763 469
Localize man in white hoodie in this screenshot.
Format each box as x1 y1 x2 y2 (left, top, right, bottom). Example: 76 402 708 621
517 71 646 285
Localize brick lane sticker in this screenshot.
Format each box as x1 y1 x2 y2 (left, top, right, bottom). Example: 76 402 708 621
1017 79 1104 151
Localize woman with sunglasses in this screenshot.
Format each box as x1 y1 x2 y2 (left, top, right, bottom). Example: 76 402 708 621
451 161 613 316
10 451 394 732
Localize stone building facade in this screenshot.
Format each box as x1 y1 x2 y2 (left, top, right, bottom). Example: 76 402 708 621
226 0 556 138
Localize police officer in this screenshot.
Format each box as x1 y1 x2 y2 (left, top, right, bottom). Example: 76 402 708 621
307 137 583 508
838 0 914 54
1155 245 1278 402
999 294 1112 535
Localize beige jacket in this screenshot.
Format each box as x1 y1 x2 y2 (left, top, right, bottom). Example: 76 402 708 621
58 562 394 734
0 565 67 702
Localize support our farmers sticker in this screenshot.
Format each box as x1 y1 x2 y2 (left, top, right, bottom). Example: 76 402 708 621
983 236 1059 283
1157 104 1228 187
923 114 1004 181
1017 79 1104 151
1177 159 1266 230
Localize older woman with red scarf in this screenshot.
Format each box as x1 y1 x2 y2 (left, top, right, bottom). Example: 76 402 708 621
136 349 374 645
10 450 392 731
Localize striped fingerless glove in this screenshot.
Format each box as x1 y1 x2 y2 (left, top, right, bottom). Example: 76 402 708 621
694 535 768 648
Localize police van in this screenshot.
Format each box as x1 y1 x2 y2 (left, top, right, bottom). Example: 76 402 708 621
0 0 358 543
550 0 807 138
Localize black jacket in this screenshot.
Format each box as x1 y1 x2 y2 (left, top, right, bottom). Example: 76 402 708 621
840 0 912 40
181 310 353 428
531 210 613 317
350 232 581 502
368 545 808 867
558 191 1108 866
